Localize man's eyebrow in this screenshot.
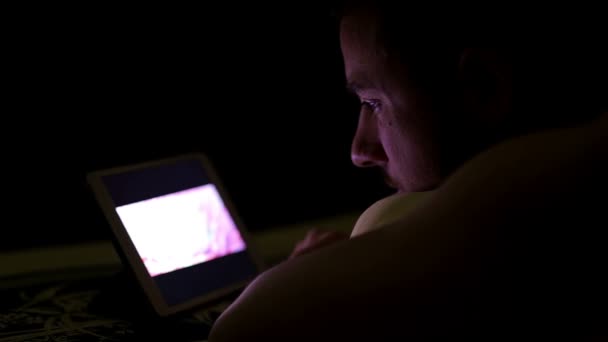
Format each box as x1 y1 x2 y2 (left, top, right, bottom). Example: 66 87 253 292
345 72 373 94
346 80 363 94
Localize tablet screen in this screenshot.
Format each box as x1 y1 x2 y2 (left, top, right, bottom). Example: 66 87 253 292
115 184 246 277
99 157 259 308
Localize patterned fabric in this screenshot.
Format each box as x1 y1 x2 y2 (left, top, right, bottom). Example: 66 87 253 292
0 280 134 341
0 278 219 341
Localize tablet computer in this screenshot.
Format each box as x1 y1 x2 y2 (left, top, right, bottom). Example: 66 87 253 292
87 153 265 317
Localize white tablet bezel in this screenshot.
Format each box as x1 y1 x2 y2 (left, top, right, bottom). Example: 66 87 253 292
87 153 266 317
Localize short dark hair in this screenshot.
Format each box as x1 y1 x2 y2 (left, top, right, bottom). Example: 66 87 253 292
332 1 463 88
332 0 608 128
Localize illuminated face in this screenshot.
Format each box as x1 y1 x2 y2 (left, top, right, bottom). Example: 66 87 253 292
340 13 443 193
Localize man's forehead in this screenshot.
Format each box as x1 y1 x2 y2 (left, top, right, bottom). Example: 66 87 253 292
340 12 380 52
341 23 387 93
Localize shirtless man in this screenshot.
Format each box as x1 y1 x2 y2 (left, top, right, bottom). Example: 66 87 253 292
209 2 608 340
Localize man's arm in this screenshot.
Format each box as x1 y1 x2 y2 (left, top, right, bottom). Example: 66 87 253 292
209 114 607 341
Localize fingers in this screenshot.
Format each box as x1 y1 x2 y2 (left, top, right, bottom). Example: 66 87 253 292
289 229 350 259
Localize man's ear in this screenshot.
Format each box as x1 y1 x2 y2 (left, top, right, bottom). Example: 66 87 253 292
458 48 512 128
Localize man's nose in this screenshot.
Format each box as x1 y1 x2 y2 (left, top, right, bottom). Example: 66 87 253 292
350 113 387 168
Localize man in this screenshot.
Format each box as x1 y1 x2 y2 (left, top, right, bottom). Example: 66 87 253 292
209 2 607 340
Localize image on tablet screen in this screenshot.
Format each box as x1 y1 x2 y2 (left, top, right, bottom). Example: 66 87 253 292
115 184 246 277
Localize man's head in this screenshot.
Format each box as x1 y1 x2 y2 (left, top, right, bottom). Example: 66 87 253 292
337 2 607 194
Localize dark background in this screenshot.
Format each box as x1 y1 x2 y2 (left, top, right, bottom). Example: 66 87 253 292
3 4 392 252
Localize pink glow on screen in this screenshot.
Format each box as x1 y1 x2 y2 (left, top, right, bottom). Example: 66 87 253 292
115 184 246 277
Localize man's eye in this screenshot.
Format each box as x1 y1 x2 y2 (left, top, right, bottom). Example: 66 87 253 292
361 99 382 112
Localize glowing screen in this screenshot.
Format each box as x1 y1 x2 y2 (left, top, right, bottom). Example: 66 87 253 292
115 184 246 277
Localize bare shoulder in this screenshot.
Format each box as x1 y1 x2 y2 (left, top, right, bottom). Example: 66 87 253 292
428 112 607 209
395 112 608 337
398 112 608 251
208 113 607 341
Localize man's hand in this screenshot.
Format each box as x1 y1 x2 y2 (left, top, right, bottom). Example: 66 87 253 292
289 229 349 259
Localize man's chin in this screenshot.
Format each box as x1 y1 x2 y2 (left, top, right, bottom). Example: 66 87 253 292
382 174 401 193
